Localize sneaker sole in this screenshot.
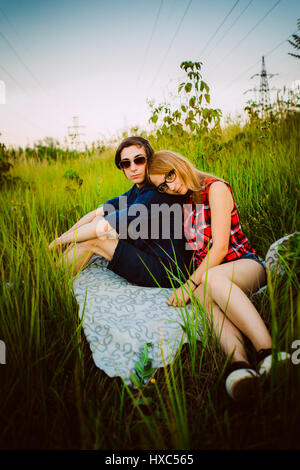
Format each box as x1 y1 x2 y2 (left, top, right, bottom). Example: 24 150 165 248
226 368 260 402
258 352 291 376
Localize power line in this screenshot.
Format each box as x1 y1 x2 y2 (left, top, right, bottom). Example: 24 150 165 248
0 63 32 98
214 0 282 69
205 0 254 60
0 31 47 93
227 30 297 87
148 0 193 91
0 28 67 129
0 6 41 74
0 6 31 52
0 60 55 140
198 0 240 59
12 112 51 136
136 0 164 86
0 5 20 39
2 104 52 136
0 66 60 140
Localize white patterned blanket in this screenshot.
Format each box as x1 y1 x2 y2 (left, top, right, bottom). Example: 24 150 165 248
72 255 200 386
72 232 298 386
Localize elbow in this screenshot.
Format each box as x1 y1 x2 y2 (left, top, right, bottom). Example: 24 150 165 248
213 244 228 261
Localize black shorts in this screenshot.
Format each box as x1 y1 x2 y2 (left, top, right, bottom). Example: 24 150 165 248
107 240 187 288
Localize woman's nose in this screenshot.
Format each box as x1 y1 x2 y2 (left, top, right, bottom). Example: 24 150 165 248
131 162 138 171
167 181 176 191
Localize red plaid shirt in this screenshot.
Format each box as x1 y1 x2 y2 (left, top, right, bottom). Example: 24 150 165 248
183 178 257 265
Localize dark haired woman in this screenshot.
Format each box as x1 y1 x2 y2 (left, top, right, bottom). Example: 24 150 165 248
49 138 190 288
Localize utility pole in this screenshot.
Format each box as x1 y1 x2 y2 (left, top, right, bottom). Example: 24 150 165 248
67 116 85 150
244 56 278 118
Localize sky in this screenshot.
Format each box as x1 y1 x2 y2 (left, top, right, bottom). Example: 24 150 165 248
0 0 299 148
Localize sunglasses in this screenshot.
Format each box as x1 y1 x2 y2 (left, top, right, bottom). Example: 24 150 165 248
119 155 147 170
157 169 176 193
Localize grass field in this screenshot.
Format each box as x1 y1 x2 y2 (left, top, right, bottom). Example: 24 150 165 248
0 111 299 450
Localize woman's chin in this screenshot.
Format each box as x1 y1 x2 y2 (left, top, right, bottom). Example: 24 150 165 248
177 185 188 195
131 177 144 184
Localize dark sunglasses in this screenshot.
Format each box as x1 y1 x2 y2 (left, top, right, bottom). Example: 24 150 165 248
157 169 176 193
119 155 147 170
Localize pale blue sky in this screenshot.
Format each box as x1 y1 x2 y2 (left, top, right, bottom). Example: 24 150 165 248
0 0 299 147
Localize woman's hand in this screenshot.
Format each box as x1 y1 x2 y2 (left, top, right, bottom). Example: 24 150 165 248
48 237 64 251
168 284 192 307
48 234 72 251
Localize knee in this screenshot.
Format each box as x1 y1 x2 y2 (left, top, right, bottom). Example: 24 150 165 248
200 268 223 290
95 218 119 240
194 283 214 313
74 240 97 252
84 238 105 251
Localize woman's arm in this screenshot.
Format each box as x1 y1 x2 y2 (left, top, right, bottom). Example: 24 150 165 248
169 182 233 306
62 207 104 236
48 215 113 250
64 187 131 237
191 182 233 284
49 208 103 248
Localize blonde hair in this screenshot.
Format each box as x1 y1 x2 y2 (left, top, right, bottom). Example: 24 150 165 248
147 150 224 204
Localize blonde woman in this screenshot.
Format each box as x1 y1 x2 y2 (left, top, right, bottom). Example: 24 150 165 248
147 150 289 401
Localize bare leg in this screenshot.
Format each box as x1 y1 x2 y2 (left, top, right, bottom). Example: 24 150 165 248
195 259 272 353
196 283 249 363
61 212 105 238
59 242 94 275
59 238 119 276
49 216 118 251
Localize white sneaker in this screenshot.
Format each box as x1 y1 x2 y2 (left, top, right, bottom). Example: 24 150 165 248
258 351 291 376
225 363 260 402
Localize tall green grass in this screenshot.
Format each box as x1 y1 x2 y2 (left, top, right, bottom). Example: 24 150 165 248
0 113 299 449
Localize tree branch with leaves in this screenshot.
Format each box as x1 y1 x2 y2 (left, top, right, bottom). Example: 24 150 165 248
288 18 300 59
148 61 222 137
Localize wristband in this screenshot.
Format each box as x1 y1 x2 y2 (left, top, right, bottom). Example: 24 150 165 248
189 279 198 289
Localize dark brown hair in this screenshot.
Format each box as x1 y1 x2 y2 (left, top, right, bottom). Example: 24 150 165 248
115 136 154 169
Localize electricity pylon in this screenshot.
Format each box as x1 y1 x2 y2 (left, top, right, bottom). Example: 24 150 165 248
67 116 85 150
244 56 279 117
